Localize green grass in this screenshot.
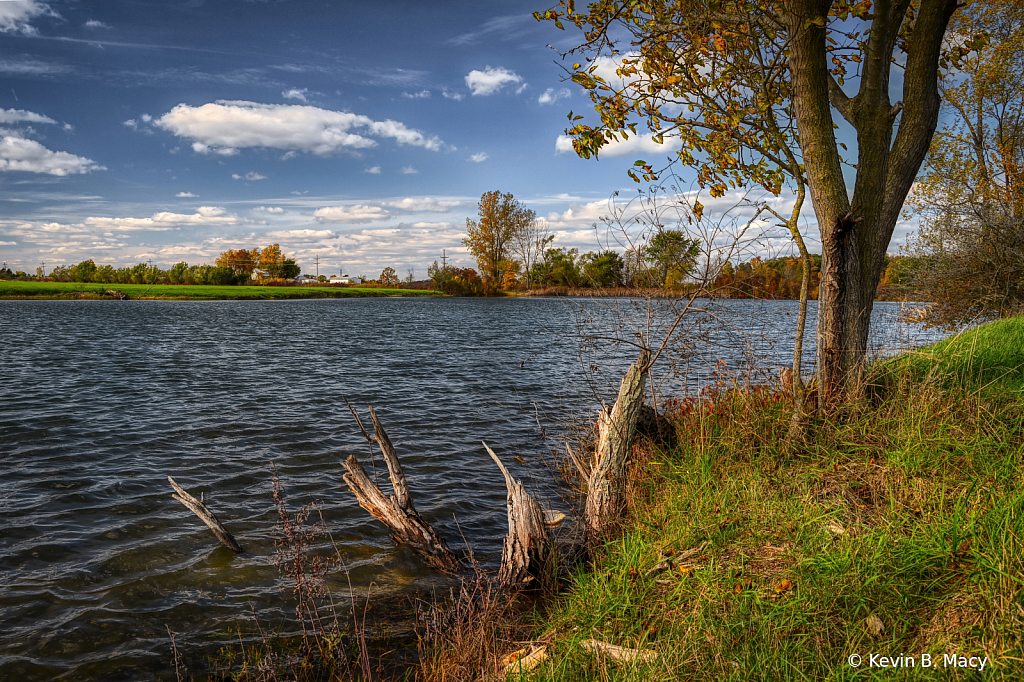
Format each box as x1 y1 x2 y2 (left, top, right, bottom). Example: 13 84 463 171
0 280 444 300
881 316 1024 394
508 315 1024 681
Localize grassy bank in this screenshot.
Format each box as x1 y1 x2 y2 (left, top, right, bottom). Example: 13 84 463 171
423 316 1024 681
0 280 443 300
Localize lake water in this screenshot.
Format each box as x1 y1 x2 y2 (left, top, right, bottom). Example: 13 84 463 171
0 298 945 679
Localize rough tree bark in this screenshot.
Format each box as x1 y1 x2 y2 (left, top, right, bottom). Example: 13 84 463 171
168 476 243 552
786 0 959 401
342 406 458 572
585 349 650 542
482 442 553 588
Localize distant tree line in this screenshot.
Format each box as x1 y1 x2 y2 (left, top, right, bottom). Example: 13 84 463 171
26 243 301 286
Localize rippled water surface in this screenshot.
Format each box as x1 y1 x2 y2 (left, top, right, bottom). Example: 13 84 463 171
0 298 944 679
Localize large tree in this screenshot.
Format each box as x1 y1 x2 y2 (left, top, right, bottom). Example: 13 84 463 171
463 191 536 281
538 0 967 399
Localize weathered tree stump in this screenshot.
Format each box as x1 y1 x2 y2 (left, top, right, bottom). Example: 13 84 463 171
584 349 650 543
483 442 557 589
168 476 243 552
342 405 458 572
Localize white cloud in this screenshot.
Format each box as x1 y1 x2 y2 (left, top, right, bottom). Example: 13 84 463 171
231 171 267 180
380 197 461 212
465 67 523 96
401 90 431 99
83 206 246 231
0 240 16 245
0 0 56 35
0 57 67 75
176 191 197 197
400 166 418 174
140 114 152 123
363 165 381 174
282 88 308 102
538 87 571 105
0 131 104 176
0 108 56 125
84 19 109 29
266 229 334 240
441 88 464 101
469 152 488 163
253 206 287 214
313 205 391 224
156 100 444 156
555 133 676 158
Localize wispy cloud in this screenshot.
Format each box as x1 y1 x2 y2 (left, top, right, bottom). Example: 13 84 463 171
84 19 110 29
0 108 56 125
0 56 69 76
538 87 571 105
380 197 461 212
363 165 381 174
231 171 267 181
401 90 431 99
446 15 530 45
313 205 391 224
282 88 308 102
399 166 418 174
176 191 197 197
441 88 464 101
469 152 488 163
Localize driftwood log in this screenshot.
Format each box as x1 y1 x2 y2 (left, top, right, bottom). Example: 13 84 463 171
584 349 650 542
483 442 556 588
168 476 243 552
342 406 458 572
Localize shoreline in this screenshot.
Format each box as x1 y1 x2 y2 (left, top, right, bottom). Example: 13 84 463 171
0 280 445 300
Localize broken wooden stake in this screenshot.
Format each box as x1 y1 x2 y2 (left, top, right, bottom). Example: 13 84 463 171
342 405 458 572
483 441 554 589
168 476 243 553
585 349 650 543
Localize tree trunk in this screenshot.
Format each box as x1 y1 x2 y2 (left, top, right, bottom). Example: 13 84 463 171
786 0 958 400
482 442 553 588
584 349 650 542
342 406 458 572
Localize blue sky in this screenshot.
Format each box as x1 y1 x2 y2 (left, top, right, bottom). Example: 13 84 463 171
0 0 916 277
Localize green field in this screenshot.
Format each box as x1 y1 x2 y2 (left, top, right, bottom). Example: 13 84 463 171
0 280 444 300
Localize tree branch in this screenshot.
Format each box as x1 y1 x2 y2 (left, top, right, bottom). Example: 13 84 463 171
828 73 856 127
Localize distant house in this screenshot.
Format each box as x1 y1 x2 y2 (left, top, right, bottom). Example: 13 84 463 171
328 275 362 284
294 275 318 284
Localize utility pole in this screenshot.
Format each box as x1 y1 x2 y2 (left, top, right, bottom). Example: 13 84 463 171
441 249 448 269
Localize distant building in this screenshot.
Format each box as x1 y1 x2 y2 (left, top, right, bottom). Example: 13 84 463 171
328 274 362 284
293 275 318 284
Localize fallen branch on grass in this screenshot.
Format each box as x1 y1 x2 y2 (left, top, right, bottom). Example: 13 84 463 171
579 639 658 664
642 540 709 579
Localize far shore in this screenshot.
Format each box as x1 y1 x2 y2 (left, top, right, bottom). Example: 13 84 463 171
0 280 444 301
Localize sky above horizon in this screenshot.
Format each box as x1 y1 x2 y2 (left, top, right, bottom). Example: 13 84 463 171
0 0 917 278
